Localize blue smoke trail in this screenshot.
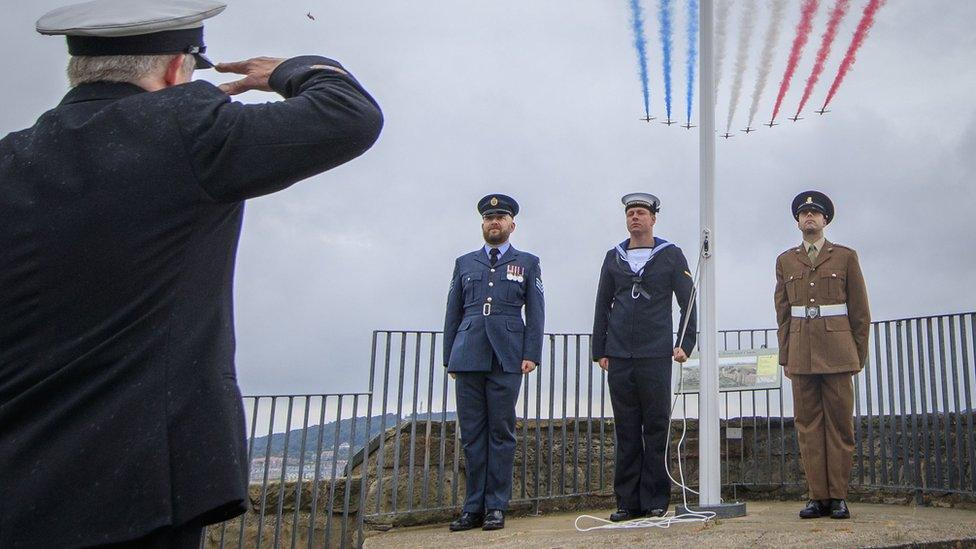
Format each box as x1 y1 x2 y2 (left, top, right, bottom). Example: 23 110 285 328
628 0 651 118
685 0 699 125
658 0 674 119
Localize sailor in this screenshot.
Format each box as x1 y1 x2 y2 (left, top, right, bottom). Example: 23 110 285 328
591 192 697 521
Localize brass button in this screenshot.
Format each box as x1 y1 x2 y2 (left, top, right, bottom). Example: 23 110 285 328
810 282 815 287
489 282 494 287
810 298 815 303
832 273 837 277
490 269 496 273
487 297 493 303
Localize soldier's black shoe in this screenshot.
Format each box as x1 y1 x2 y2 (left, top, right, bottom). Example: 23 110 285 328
646 508 667 518
798 499 830 519
482 509 505 530
609 509 645 522
449 512 484 531
829 499 851 519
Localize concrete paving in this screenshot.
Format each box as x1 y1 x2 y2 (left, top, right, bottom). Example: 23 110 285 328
363 501 976 548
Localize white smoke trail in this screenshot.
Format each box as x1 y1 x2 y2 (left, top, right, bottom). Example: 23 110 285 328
725 0 757 132
746 0 787 128
713 0 733 104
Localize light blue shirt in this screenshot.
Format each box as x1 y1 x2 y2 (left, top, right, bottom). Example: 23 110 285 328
484 241 511 260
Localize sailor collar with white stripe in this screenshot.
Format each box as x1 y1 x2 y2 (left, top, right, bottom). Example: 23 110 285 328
615 237 673 275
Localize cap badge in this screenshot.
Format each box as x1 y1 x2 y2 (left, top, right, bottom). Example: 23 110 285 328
490 197 498 207
806 196 813 204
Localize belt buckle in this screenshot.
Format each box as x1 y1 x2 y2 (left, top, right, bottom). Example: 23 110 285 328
806 305 820 319
483 303 491 316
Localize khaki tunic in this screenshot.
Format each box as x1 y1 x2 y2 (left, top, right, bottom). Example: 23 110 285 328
774 240 871 375
774 239 871 500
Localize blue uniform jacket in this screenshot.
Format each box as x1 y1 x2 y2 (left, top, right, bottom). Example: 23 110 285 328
444 246 545 373
591 238 697 360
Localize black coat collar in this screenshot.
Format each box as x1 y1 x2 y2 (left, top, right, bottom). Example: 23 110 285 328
59 82 148 106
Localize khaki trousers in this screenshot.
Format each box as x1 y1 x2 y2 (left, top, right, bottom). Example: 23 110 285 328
790 373 855 499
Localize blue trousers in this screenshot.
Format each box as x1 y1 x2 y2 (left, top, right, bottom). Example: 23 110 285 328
454 357 523 512
607 356 673 511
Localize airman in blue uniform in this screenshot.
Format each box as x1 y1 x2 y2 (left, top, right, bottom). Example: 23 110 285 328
591 193 697 522
443 194 544 531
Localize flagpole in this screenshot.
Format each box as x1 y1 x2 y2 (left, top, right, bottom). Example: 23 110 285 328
685 0 745 518
697 0 720 507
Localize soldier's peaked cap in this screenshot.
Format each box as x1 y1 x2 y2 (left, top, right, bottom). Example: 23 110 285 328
792 190 834 224
622 192 661 213
478 194 519 217
36 0 226 69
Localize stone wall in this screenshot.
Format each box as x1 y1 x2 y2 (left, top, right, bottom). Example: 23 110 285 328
205 411 976 545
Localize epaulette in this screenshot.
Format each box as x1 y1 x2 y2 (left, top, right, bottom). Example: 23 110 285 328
778 247 800 259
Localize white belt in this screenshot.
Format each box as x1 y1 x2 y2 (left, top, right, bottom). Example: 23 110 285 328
791 303 848 319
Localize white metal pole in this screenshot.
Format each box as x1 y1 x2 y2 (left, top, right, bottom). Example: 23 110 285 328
698 0 721 506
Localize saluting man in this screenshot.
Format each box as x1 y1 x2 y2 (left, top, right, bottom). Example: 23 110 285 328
443 194 544 532
0 1 382 547
774 191 871 520
592 193 697 522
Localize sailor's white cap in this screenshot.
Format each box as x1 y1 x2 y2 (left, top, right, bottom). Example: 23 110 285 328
622 192 661 213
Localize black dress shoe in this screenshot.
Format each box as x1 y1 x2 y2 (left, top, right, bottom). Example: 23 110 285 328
609 509 645 522
829 499 851 519
482 509 505 530
645 508 666 518
798 499 830 519
449 512 484 531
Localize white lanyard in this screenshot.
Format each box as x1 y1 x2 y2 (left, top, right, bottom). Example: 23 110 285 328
615 241 673 299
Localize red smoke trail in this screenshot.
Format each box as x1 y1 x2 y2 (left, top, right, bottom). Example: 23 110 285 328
821 0 886 110
794 0 849 118
769 0 819 123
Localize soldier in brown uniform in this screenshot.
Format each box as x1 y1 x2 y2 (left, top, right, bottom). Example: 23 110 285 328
774 191 870 520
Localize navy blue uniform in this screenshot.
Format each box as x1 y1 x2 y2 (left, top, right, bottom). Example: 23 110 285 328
0 56 382 547
591 237 697 512
444 245 544 512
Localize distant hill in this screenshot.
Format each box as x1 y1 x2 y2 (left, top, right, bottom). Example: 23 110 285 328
251 412 458 458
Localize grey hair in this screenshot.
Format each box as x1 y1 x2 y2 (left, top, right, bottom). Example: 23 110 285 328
67 54 195 87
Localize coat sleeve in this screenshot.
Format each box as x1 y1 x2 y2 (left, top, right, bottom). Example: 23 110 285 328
845 250 871 368
591 253 614 362
175 56 384 202
443 258 463 367
774 256 792 366
522 257 545 365
671 249 698 356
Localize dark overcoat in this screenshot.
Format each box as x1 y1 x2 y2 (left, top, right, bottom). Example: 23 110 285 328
0 55 382 547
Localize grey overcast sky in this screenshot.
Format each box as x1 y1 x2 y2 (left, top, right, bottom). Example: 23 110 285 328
2 1 973 396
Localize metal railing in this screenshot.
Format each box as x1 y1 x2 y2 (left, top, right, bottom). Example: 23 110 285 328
362 313 976 515
202 312 976 547
202 393 375 549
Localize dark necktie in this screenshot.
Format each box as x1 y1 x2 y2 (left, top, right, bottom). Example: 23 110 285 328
489 247 500 266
